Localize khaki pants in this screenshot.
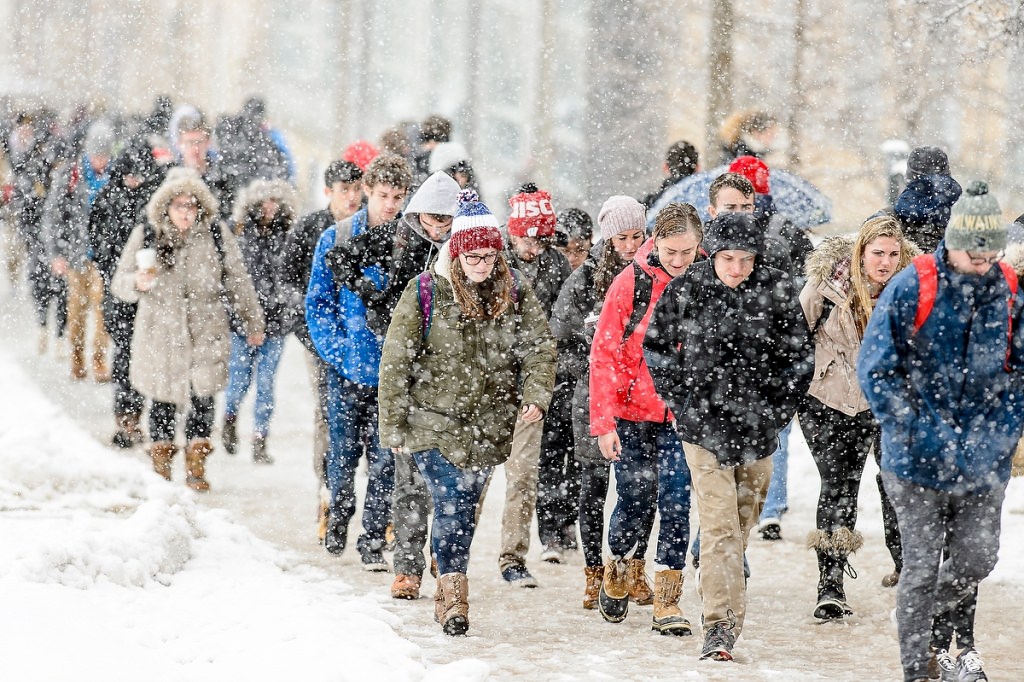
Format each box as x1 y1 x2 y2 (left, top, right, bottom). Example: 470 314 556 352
479 416 544 572
303 348 330 484
684 441 772 639
66 263 108 371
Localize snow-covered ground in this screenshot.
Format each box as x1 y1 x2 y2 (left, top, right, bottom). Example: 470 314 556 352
2 270 1024 681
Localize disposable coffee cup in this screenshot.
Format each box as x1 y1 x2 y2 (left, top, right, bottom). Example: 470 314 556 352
136 248 157 273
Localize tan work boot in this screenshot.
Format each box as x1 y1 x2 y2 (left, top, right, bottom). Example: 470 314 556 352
626 557 654 605
149 441 176 481
70 346 87 380
583 566 603 610
598 558 629 623
185 438 212 492
391 574 422 600
93 353 111 383
652 569 692 636
437 573 469 636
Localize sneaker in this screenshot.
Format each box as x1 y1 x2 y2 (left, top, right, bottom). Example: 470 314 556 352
540 546 564 564
934 649 958 682
757 518 782 541
501 563 539 588
956 648 987 682
360 545 390 572
323 509 346 556
699 621 736 661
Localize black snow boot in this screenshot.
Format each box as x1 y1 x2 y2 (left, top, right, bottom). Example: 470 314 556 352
222 415 238 455
809 528 861 620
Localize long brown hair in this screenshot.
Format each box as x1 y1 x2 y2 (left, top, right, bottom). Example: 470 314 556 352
593 239 630 301
450 252 516 320
849 215 914 335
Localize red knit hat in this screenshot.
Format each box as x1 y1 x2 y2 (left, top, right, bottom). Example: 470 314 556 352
728 155 771 195
507 184 557 238
342 139 380 171
448 189 504 258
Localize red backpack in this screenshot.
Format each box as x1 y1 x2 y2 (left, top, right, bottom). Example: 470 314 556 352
912 253 1018 369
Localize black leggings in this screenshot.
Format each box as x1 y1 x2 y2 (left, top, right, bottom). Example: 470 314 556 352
537 376 580 548
149 395 215 443
799 397 879 533
577 458 652 568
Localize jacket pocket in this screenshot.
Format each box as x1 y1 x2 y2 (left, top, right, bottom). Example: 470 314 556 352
407 408 452 433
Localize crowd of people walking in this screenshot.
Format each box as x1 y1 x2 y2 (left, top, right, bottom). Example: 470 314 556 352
3 99 1023 681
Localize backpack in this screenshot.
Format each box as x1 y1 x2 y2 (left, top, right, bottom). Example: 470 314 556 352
416 270 520 340
621 263 654 342
912 253 1018 369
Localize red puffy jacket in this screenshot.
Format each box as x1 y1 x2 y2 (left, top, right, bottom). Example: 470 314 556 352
589 238 673 435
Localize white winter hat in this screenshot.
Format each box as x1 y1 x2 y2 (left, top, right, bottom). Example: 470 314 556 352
429 141 470 174
404 171 461 217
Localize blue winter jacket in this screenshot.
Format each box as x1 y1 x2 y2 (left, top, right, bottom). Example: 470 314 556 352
858 242 1024 494
305 208 386 385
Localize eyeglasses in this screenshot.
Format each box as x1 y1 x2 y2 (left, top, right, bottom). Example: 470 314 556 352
966 252 1002 266
461 252 498 265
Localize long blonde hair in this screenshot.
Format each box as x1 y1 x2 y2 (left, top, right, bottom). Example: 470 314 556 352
450 252 516 320
849 215 915 335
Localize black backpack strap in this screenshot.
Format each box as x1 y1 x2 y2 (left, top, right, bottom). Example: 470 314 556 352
142 222 155 250
621 263 653 342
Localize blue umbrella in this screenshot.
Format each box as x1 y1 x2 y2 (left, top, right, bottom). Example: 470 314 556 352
646 164 833 230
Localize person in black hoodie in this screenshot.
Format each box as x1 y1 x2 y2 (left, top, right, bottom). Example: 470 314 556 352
88 134 172 447
280 159 363 542
888 145 962 253
644 212 812 662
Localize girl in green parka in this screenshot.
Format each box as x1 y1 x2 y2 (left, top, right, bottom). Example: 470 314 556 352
378 190 556 636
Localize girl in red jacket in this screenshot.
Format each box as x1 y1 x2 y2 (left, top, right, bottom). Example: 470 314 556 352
589 202 702 635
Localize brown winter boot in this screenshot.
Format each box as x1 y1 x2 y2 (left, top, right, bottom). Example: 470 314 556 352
92 352 110 383
652 569 692 636
626 557 654 605
437 573 470 636
583 566 603 610
316 486 330 543
391 573 422 600
70 346 87 380
149 441 176 481
598 558 630 623
185 438 213 492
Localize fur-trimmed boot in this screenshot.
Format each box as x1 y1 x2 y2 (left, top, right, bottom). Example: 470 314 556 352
652 569 692 636
92 352 111 384
185 438 213 492
626 557 654 605
583 566 603 610
808 527 862 620
149 441 176 480
437 573 470 636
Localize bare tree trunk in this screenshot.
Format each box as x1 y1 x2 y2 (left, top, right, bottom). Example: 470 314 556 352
707 0 734 164
461 0 484 157
533 0 556 188
584 0 667 210
788 0 808 171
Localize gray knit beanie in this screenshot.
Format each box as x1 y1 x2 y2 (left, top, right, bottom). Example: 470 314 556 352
598 196 646 241
945 181 1006 252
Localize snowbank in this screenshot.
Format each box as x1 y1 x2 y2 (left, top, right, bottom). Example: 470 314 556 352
0 350 468 681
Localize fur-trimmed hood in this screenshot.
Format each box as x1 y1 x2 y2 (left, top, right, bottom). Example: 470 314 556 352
146 167 219 237
230 178 298 227
1003 241 1024 277
805 235 853 285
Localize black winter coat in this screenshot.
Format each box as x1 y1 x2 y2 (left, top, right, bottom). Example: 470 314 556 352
643 259 813 466
324 216 446 337
232 216 301 337
282 209 335 352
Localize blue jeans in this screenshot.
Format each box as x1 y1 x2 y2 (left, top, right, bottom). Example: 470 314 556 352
224 332 286 437
323 366 395 552
413 448 492 575
609 420 691 570
759 418 793 522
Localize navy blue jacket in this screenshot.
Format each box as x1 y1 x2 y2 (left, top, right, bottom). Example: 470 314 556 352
858 242 1024 493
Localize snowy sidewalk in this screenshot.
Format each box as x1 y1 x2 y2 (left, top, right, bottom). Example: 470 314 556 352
2 281 1024 680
